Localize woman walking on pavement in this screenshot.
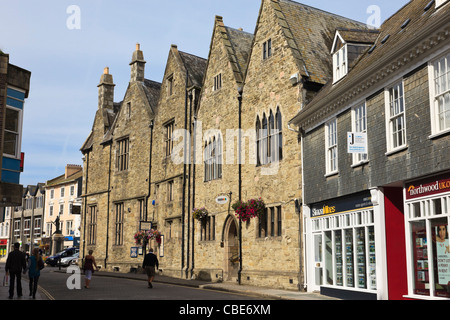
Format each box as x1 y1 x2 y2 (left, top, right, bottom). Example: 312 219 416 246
83 250 99 289
27 248 44 299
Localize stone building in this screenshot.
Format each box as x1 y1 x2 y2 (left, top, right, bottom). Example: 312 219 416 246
290 0 450 300
80 44 161 271
228 0 368 290
150 44 206 278
79 0 377 291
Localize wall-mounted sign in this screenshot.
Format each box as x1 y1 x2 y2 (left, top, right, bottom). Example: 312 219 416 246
140 221 152 231
130 247 138 258
311 191 373 218
406 174 450 200
215 195 229 205
347 132 367 154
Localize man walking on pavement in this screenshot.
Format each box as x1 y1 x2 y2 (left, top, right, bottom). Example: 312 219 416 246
5 243 27 299
142 248 159 288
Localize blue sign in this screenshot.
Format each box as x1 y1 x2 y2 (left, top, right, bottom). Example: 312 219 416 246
130 247 138 258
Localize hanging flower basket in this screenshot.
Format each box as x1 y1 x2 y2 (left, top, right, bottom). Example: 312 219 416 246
232 198 266 222
134 229 162 245
192 207 209 221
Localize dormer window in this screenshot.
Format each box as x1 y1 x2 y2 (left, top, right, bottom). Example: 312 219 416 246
331 29 379 84
435 0 449 8
333 45 347 83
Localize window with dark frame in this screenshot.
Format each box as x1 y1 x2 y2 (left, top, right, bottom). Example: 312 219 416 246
117 138 130 171
165 121 174 157
115 203 124 245
213 73 222 91
263 39 272 60
256 108 283 166
88 205 97 245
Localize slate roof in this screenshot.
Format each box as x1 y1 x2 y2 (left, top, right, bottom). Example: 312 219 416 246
290 0 450 129
178 51 207 88
46 169 83 188
273 0 371 85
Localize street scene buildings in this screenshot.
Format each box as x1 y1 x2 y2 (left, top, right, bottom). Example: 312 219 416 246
1 0 449 300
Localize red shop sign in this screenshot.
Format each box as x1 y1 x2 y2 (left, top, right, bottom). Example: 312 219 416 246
0 239 8 246
406 174 450 200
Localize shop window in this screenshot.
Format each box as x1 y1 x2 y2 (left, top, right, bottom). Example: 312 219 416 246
312 209 376 291
407 195 450 299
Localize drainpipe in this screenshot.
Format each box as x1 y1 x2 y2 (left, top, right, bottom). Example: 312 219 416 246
145 119 154 256
104 144 112 269
190 114 197 279
237 87 243 285
181 70 188 276
82 152 89 266
186 89 193 279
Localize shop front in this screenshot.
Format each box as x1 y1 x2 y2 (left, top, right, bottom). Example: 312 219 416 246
404 173 450 300
305 190 386 300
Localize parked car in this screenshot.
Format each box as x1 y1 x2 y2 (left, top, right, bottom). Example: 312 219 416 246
59 252 79 267
45 247 79 266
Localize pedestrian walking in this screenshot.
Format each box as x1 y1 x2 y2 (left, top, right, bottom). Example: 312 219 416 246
5 243 27 299
83 250 99 289
27 248 44 299
142 248 159 288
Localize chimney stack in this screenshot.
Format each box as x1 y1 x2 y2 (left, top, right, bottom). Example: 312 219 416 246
97 66 115 111
65 164 82 179
130 43 146 82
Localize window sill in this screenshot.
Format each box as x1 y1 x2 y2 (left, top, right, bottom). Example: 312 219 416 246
351 160 369 168
324 171 339 178
385 145 408 156
429 127 450 140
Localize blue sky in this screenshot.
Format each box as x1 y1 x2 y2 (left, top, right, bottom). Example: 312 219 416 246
0 0 409 187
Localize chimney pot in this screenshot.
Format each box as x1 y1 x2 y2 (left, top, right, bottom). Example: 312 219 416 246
136 43 140 51
104 67 109 75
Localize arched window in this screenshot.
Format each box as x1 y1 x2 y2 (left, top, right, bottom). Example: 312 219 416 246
256 116 261 166
269 110 275 161
276 107 283 161
204 135 222 181
262 114 268 165
255 108 283 165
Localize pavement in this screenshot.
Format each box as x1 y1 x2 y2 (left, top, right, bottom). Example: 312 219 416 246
0 263 338 301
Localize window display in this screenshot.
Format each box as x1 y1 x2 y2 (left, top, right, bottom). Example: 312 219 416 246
406 189 450 299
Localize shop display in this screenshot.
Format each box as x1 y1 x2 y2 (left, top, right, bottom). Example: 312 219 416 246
345 229 354 287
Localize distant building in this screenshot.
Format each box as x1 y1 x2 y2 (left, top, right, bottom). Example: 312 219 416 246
43 164 83 254
0 50 31 207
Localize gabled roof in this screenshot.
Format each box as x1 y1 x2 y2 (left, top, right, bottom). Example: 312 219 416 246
290 0 450 130
210 16 254 86
177 50 208 89
46 170 83 188
269 0 370 85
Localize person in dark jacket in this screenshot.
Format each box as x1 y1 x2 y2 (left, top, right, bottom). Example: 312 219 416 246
142 248 159 288
5 243 27 299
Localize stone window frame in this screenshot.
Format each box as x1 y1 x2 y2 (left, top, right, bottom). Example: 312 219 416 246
262 38 272 60
257 205 282 239
167 74 174 96
114 202 124 246
213 73 222 91
164 120 175 158
255 107 283 166
204 133 223 182
87 205 97 245
116 136 130 172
